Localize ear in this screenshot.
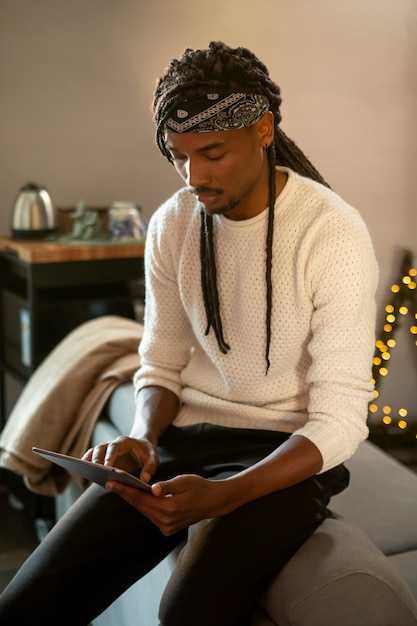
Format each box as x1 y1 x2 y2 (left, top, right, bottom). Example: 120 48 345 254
256 111 274 148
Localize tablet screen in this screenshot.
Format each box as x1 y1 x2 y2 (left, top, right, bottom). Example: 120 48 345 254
32 447 152 492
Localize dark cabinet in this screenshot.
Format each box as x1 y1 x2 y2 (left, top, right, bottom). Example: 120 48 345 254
0 236 145 525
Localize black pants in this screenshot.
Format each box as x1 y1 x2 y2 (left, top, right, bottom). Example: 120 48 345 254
0 424 349 626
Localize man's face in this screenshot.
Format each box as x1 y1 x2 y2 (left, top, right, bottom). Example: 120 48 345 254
165 121 270 221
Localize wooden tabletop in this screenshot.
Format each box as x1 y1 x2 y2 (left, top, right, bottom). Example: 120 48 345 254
0 235 145 263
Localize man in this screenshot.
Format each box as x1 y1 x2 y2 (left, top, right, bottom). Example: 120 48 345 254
0 41 378 625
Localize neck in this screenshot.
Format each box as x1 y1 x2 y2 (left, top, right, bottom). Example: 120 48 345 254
226 165 287 222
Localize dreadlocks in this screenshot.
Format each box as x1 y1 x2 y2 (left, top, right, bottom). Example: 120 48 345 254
152 41 329 373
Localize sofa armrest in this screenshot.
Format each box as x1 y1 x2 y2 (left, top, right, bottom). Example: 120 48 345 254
258 514 417 626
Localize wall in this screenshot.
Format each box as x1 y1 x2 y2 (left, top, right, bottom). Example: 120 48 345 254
1 0 416 422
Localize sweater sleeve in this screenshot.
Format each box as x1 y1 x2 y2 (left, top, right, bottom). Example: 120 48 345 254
292 204 379 472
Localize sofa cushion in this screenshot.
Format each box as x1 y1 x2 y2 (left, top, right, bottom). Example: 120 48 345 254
105 383 136 435
389 550 417 600
331 441 417 555
257 514 417 626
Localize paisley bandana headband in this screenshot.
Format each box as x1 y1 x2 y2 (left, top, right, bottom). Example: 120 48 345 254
164 93 270 133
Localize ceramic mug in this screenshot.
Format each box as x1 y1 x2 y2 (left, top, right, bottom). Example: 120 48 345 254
108 202 147 241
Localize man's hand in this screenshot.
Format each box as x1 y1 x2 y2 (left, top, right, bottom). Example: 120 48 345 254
82 435 159 484
105 474 229 536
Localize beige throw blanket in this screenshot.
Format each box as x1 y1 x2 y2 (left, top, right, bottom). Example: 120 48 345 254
0 315 143 496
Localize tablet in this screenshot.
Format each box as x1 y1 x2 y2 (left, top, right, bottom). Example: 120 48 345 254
32 447 152 492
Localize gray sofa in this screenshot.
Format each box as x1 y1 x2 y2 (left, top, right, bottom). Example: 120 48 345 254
56 383 417 625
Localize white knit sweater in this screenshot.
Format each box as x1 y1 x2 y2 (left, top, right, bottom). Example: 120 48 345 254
134 167 379 472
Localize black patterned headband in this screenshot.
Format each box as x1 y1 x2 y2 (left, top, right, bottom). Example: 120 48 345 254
164 93 270 133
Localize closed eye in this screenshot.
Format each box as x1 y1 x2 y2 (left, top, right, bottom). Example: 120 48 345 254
206 153 224 162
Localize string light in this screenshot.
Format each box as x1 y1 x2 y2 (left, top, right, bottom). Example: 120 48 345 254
370 249 417 441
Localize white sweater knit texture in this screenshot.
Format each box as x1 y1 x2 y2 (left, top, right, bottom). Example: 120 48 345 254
134 167 379 472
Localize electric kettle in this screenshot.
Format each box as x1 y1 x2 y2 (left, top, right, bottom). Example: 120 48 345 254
11 183 57 240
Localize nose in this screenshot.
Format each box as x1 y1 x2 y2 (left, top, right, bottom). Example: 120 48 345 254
183 157 209 188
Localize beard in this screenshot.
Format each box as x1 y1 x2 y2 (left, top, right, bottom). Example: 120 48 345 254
206 198 240 216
